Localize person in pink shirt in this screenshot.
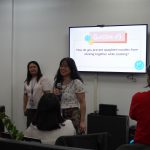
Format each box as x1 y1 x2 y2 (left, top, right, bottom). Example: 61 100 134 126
23 61 51 127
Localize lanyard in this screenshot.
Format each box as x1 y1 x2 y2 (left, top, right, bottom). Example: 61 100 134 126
30 78 36 96
30 78 36 107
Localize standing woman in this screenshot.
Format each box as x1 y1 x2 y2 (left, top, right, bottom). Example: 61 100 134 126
53 57 86 134
24 61 51 127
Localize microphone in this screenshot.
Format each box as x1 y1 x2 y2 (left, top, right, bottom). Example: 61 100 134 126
56 83 62 101
56 83 62 90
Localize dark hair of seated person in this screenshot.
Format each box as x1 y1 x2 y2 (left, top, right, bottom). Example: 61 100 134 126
32 93 65 131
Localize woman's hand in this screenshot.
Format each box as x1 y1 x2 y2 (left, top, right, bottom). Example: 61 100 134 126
79 121 86 134
76 92 86 134
53 88 61 95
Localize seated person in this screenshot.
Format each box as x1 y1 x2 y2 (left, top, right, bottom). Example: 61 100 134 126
129 65 150 145
24 93 76 144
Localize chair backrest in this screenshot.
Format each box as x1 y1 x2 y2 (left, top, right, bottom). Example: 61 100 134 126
116 144 150 150
55 132 110 150
0 137 93 150
0 132 41 143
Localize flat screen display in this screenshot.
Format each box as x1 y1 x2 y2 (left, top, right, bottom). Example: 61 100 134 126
69 24 148 73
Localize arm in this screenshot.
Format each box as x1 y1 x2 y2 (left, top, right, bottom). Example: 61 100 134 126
76 92 86 133
129 93 139 121
23 94 28 113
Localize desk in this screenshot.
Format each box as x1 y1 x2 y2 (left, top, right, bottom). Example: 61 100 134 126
87 113 129 150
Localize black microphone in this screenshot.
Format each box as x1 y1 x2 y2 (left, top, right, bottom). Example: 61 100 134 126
56 83 62 90
56 83 62 101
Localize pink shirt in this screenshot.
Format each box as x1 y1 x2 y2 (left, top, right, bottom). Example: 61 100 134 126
24 76 51 109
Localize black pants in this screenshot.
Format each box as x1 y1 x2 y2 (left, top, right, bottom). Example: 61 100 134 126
26 109 37 128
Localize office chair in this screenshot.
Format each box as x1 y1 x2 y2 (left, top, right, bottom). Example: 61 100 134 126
116 144 150 150
0 132 41 143
55 132 110 150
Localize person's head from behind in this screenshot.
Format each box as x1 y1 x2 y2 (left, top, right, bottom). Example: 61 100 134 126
26 61 42 84
54 57 83 83
34 93 64 131
146 65 150 87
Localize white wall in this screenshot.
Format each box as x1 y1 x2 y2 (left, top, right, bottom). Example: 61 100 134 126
0 0 150 131
0 0 12 117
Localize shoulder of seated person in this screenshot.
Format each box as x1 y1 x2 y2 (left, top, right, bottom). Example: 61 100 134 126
65 119 72 123
28 123 38 129
65 120 74 127
60 119 72 126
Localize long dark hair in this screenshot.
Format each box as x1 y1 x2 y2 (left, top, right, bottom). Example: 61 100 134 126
54 57 83 87
25 61 43 85
33 93 64 131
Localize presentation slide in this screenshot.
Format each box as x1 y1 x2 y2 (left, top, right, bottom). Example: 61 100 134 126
69 25 147 73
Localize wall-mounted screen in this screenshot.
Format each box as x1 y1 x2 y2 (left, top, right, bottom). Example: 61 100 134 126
69 24 148 73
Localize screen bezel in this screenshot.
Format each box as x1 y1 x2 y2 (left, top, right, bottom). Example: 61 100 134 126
69 24 148 74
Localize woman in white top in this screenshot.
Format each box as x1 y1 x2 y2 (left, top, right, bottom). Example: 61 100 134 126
23 61 51 127
24 93 76 144
53 57 86 134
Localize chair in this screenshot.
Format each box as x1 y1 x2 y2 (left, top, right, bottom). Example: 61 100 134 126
0 132 41 143
0 137 92 150
116 144 150 150
55 132 110 150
